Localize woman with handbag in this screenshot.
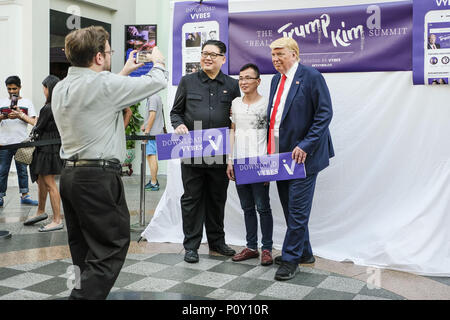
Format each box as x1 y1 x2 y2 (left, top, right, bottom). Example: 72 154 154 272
22 75 64 232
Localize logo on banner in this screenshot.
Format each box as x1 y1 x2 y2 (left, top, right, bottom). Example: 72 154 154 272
282 159 297 176
436 0 450 7
156 123 229 164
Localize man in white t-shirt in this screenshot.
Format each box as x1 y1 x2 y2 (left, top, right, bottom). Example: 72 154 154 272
0 76 39 208
226 64 274 266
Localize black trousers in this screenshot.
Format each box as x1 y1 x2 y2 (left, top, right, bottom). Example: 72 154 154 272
180 165 229 250
60 166 130 300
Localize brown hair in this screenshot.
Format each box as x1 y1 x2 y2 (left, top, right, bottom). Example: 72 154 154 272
65 26 110 67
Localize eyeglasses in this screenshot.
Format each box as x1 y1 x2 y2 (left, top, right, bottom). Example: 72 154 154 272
238 77 259 82
104 50 115 56
201 51 224 59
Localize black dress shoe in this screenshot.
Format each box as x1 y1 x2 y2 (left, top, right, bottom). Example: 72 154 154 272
184 250 199 263
275 255 316 265
209 244 236 256
274 262 299 281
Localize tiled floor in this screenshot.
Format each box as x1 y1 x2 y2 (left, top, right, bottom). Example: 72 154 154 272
0 173 449 300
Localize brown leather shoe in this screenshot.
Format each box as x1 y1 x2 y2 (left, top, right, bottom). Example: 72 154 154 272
261 250 273 266
232 248 259 262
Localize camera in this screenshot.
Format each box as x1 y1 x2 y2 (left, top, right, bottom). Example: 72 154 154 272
136 50 153 64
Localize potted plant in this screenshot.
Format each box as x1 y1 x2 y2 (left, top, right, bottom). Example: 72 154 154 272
123 102 144 175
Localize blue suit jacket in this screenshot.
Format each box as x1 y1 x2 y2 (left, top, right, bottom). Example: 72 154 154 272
268 64 335 175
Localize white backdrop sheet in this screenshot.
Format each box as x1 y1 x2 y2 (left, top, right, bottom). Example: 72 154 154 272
142 0 450 277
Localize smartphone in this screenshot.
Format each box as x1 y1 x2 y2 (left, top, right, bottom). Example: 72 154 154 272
424 10 450 85
181 21 220 76
136 50 153 64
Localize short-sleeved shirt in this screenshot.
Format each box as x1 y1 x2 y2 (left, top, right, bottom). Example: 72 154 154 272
0 98 37 145
231 96 269 160
52 66 168 162
143 94 164 136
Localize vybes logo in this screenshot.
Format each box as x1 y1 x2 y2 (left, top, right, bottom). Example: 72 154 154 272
208 135 222 151
436 0 450 7
282 159 297 175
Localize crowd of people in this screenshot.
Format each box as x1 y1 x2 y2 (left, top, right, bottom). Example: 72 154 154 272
0 25 334 299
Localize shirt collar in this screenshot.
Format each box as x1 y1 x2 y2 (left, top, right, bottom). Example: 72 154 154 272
67 67 101 76
199 70 225 84
283 62 299 79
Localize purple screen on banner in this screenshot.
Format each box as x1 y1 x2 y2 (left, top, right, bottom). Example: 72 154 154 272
229 1 412 75
234 153 306 185
156 127 229 161
413 0 450 85
172 0 229 85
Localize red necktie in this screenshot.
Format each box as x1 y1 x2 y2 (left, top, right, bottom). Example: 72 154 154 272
268 74 287 154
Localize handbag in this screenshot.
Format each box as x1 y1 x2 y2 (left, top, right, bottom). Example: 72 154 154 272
14 130 36 165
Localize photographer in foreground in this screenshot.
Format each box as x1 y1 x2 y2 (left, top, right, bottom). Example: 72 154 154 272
52 26 168 300
0 76 39 208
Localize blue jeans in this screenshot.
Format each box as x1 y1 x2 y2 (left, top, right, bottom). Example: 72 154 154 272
0 149 29 198
236 183 273 251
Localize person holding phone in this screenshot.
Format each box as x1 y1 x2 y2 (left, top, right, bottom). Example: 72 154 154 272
171 40 240 264
0 76 39 208
52 26 167 300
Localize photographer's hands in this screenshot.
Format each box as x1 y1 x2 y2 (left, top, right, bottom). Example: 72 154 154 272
119 47 166 77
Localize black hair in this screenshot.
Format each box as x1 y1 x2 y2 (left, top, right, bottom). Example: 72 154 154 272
5 76 21 87
202 40 227 54
240 63 261 79
42 75 61 104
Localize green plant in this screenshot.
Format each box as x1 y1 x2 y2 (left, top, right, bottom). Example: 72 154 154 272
125 102 144 150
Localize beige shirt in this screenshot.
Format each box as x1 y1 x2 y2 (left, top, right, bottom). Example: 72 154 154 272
52 65 168 162
271 62 299 138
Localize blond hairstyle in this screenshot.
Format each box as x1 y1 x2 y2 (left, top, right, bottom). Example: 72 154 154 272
65 26 110 67
270 37 300 61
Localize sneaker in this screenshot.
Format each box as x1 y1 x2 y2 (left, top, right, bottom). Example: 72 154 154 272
232 248 259 262
0 197 3 208
274 261 299 281
261 250 273 266
145 181 160 191
20 195 38 206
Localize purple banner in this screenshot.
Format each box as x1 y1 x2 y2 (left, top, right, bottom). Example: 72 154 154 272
234 153 306 185
413 0 450 85
229 1 412 75
156 127 229 161
172 0 229 85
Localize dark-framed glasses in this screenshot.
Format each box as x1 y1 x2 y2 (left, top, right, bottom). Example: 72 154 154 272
201 51 224 59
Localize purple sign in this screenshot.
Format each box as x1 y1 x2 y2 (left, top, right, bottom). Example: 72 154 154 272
234 153 306 185
156 127 229 161
229 1 412 75
413 1 450 85
172 0 230 85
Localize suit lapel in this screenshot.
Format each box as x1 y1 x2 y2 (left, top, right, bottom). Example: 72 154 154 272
281 64 303 124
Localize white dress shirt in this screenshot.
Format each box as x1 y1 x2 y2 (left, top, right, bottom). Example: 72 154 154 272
271 62 299 138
